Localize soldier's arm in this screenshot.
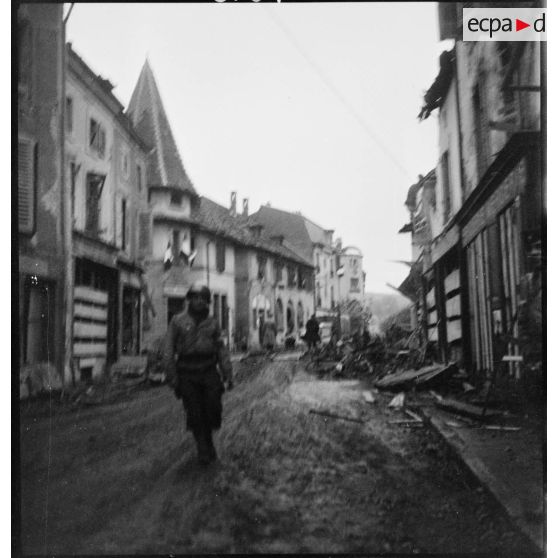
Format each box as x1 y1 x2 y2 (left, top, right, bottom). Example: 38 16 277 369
215 327 233 384
162 318 178 384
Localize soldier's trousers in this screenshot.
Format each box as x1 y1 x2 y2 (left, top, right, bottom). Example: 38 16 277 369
176 367 225 432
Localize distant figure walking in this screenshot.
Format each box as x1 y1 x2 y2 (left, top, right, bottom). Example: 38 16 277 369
304 314 321 352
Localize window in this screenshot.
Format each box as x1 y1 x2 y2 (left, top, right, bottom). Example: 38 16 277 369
331 287 335 309
121 151 129 179
216 241 226 273
213 294 220 323
257 255 267 280
221 295 228 331
89 118 106 158
350 278 360 293
18 137 37 234
172 229 181 260
21 275 55 365
136 164 142 191
275 261 283 283
330 258 334 278
297 267 304 289
138 211 152 256
441 150 451 222
85 173 105 236
65 97 73 134
122 286 140 355
121 199 127 250
70 162 78 224
287 266 296 287
297 302 304 329
170 191 182 207
18 19 31 90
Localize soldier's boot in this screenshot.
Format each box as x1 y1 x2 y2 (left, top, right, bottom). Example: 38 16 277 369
205 428 217 462
192 428 211 466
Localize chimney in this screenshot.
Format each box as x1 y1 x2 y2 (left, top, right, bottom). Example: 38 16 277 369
242 198 249 217
335 237 343 250
230 191 237 216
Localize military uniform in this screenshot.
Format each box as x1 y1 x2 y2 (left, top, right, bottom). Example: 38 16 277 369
164 308 233 463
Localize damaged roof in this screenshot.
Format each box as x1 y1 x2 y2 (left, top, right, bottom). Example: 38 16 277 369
127 60 197 195
405 169 436 210
418 49 455 121
251 205 333 262
194 197 314 267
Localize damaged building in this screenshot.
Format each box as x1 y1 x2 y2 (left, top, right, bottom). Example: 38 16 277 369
18 4 66 394
65 45 151 382
402 2 544 388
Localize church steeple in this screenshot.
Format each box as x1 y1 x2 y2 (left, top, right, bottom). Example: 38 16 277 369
128 60 196 194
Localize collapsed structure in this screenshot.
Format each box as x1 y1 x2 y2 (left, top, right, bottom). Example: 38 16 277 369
398 3 544 391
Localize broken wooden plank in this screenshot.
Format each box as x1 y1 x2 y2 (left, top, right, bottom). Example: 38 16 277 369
389 419 424 427
388 393 405 408
482 425 521 432
405 409 422 422
375 362 457 390
435 397 500 420
309 409 364 424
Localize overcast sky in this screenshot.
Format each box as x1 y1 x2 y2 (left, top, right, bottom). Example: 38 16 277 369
66 2 447 293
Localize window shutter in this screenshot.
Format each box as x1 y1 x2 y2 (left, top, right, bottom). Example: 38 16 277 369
18 138 35 234
138 211 152 257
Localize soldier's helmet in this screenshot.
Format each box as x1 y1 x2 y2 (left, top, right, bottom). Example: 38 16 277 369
186 281 211 303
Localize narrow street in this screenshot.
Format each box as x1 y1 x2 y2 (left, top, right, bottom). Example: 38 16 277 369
20 357 538 555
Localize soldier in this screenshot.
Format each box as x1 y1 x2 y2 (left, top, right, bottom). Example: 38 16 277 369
163 282 233 466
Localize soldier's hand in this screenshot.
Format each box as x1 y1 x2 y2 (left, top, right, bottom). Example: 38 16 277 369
168 377 181 399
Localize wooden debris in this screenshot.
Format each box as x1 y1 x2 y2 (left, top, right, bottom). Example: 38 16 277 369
388 393 405 408
362 391 376 404
388 419 424 427
309 409 364 424
462 382 475 393
435 397 500 420
482 425 521 432
445 420 468 428
376 362 457 390
405 409 422 422
430 390 443 402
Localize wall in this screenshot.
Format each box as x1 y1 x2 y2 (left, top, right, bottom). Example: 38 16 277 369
113 129 148 261
456 41 510 196
66 74 116 244
18 4 65 385
313 245 336 311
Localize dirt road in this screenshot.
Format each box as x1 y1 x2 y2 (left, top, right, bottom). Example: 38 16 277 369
19 357 539 554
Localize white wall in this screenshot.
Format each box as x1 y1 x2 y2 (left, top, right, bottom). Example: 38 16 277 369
66 75 115 243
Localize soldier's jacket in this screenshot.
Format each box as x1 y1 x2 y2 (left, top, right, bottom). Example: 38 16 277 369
163 310 232 383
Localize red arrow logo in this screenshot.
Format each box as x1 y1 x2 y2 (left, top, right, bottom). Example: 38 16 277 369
516 18 530 31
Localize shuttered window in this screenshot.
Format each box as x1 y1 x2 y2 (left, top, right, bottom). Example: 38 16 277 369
216 241 226 273
138 211 152 256
18 138 36 234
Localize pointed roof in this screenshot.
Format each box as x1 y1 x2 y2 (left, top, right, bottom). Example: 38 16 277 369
127 60 196 195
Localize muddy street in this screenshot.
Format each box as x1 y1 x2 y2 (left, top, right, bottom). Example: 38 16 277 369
20 356 538 555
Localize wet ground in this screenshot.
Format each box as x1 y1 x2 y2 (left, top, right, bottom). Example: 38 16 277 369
19 357 540 555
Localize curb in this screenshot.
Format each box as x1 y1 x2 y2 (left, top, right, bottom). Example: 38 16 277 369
421 407 544 552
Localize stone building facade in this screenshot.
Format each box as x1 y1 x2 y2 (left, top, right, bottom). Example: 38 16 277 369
18 4 66 392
